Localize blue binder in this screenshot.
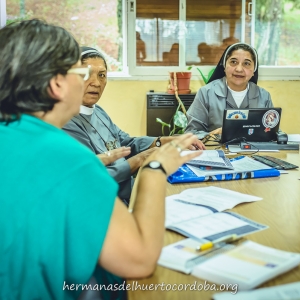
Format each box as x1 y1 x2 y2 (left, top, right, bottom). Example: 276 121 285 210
167 156 280 184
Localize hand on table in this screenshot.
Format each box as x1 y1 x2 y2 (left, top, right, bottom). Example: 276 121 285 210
143 133 203 176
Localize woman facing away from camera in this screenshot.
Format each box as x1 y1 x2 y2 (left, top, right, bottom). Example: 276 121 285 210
0 19 201 300
185 42 275 140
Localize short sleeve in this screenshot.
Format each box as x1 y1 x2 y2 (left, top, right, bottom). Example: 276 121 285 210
34 157 119 299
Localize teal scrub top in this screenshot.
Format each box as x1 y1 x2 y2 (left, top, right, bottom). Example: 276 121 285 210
0 114 120 300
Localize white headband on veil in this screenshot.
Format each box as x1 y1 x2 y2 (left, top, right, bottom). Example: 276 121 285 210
223 43 258 71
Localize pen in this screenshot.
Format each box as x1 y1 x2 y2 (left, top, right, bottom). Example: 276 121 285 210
196 234 238 251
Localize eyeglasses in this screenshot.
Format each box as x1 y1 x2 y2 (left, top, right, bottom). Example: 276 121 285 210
67 65 91 81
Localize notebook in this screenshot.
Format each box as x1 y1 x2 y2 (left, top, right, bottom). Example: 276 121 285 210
221 108 282 144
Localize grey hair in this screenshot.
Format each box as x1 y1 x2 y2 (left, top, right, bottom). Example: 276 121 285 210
0 19 80 123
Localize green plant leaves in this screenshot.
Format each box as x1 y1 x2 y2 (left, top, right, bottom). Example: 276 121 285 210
207 68 215 82
188 65 215 84
196 67 208 83
156 112 187 136
156 66 215 136
156 118 171 127
156 118 171 135
197 67 215 84
173 111 187 128
156 100 188 136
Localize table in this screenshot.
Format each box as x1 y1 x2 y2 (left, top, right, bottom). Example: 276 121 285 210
127 150 300 300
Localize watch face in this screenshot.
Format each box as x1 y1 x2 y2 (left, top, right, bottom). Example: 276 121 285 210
155 141 161 147
149 161 160 168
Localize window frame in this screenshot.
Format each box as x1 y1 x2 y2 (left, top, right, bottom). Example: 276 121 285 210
127 0 300 81
0 0 6 28
1 0 300 80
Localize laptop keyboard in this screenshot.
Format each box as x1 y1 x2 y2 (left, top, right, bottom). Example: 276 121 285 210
251 155 299 170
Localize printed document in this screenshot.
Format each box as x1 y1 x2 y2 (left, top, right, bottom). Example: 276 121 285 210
213 281 300 300
181 150 233 169
158 238 235 274
186 155 272 177
192 241 300 290
168 211 267 241
165 186 262 227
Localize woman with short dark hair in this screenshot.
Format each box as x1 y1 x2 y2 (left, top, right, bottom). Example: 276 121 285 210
0 19 200 300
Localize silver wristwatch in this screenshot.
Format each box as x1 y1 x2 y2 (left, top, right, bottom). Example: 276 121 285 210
155 136 162 147
142 161 167 175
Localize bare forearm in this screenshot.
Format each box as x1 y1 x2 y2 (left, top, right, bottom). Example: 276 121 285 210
132 168 166 259
127 148 157 174
150 136 205 150
99 169 167 278
127 156 142 174
99 133 202 278
149 136 174 148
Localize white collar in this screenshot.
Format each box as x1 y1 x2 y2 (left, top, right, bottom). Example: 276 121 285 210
226 80 249 94
80 105 95 115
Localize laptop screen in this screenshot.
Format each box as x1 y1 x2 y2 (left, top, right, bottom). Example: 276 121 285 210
221 108 282 144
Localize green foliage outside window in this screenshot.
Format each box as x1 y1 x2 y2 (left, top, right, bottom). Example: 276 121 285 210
6 0 123 71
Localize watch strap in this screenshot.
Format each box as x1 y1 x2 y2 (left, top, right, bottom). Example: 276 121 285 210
142 161 167 175
155 136 162 147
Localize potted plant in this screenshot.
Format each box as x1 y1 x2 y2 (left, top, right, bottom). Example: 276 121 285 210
167 71 192 94
156 68 215 136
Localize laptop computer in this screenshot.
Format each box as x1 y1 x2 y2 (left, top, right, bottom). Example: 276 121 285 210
221 108 282 144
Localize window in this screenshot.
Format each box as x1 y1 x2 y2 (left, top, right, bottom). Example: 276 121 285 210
2 0 300 79
4 0 125 73
128 0 300 79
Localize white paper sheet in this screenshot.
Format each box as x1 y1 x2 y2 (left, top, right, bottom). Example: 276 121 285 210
288 134 300 143
165 187 262 227
186 156 271 177
192 241 300 290
213 281 300 300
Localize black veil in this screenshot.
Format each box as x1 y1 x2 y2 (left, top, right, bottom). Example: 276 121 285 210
207 42 259 85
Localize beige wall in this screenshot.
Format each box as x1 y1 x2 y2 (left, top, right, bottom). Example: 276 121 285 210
99 80 300 136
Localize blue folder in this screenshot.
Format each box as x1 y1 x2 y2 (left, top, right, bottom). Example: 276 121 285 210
168 156 280 184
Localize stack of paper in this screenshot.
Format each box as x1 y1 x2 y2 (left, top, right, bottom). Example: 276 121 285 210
168 155 280 183
186 155 272 177
213 282 300 300
165 187 267 241
158 238 235 274
192 241 300 290
181 150 233 169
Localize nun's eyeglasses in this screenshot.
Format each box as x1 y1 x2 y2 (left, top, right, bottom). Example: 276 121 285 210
67 65 91 81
